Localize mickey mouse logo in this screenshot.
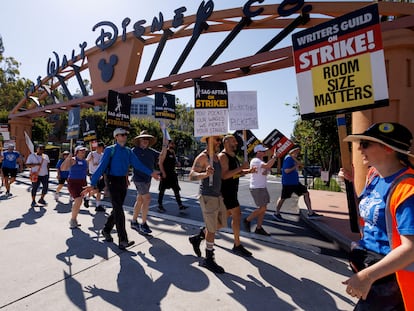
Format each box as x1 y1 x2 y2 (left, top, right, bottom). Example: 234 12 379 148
98 54 118 82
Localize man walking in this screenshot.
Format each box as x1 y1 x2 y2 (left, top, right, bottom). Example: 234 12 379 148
82 128 159 250
244 144 277 236
1 144 23 196
157 140 187 212
273 145 322 221
218 135 254 257
26 145 50 207
188 135 226 274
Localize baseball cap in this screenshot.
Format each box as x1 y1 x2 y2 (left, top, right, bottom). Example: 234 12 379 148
74 145 87 153
344 122 414 158
113 128 129 137
254 144 268 153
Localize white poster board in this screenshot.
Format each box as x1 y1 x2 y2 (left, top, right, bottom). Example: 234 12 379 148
228 91 258 131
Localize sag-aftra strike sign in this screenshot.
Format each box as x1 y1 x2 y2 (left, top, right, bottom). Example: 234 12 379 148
292 4 388 119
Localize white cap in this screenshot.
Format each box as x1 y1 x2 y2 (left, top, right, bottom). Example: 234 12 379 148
74 145 87 153
254 144 268 153
113 128 129 137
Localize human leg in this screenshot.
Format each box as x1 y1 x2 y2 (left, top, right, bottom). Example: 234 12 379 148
69 197 82 228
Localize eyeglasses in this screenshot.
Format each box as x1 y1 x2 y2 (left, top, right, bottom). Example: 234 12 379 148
359 140 372 149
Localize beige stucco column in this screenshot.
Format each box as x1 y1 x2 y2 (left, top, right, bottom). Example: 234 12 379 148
8 117 33 159
352 28 414 194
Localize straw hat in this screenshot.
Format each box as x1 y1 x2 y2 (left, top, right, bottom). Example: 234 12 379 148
200 135 224 143
134 130 157 147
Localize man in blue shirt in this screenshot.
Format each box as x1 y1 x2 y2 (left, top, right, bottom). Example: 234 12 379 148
273 145 322 221
82 128 160 250
1 144 23 196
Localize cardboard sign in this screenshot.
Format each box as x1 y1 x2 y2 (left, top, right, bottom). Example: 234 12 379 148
106 90 131 128
155 92 176 120
67 107 80 139
292 4 388 119
81 116 97 142
262 129 295 158
228 91 258 130
233 129 260 158
194 80 229 137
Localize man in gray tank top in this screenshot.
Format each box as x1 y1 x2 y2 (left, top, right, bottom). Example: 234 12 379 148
188 135 226 274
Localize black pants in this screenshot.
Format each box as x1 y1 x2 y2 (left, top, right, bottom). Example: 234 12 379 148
158 178 182 207
103 176 128 243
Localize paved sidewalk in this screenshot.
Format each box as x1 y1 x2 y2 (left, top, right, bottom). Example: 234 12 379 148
0 176 358 310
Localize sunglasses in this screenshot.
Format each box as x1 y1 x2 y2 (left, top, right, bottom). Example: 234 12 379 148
214 138 222 143
359 140 373 149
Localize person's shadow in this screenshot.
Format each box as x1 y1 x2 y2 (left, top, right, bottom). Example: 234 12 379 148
3 206 46 229
83 237 209 310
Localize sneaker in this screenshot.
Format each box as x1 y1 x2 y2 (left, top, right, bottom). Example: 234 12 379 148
6 191 12 197
139 222 152 235
69 196 74 202
157 205 166 213
272 213 285 222
243 218 251 232
38 198 47 205
232 244 252 257
131 221 140 231
189 235 202 257
101 230 113 242
31 201 37 207
202 251 225 274
255 227 271 236
118 240 135 250
54 192 59 201
308 212 323 219
179 205 188 210
95 205 105 212
83 198 89 208
69 219 81 229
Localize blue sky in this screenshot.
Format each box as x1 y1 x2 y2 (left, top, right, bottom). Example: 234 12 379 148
0 0 365 140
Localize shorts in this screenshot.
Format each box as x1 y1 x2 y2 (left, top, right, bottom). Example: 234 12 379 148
134 181 151 195
199 195 227 233
68 178 87 199
281 183 308 199
2 167 18 178
222 191 239 210
250 188 270 207
58 177 68 185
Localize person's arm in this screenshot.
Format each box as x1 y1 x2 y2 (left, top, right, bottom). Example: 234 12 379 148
218 152 244 180
261 150 278 170
343 234 414 300
158 148 167 178
189 152 213 181
129 149 159 180
60 154 74 171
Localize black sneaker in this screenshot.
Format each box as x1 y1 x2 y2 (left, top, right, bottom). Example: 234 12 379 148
101 230 113 242
189 235 202 257
255 227 271 236
31 201 37 207
232 244 252 257
243 218 251 232
179 205 188 210
157 205 166 213
95 205 105 212
140 222 152 235
83 198 89 208
131 221 140 231
118 240 135 250
272 213 285 222
38 198 47 205
202 255 225 274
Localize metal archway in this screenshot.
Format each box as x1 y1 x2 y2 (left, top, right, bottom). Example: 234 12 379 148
9 1 414 120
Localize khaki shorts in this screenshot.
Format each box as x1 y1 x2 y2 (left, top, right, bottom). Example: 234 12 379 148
199 195 227 233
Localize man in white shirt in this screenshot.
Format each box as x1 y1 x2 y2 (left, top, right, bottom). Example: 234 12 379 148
86 142 105 211
26 144 50 207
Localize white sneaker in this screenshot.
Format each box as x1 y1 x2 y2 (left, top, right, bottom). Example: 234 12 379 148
54 192 59 201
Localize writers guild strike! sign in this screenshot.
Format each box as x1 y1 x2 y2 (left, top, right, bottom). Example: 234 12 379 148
155 92 176 120
194 80 229 137
106 90 131 128
292 4 388 120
